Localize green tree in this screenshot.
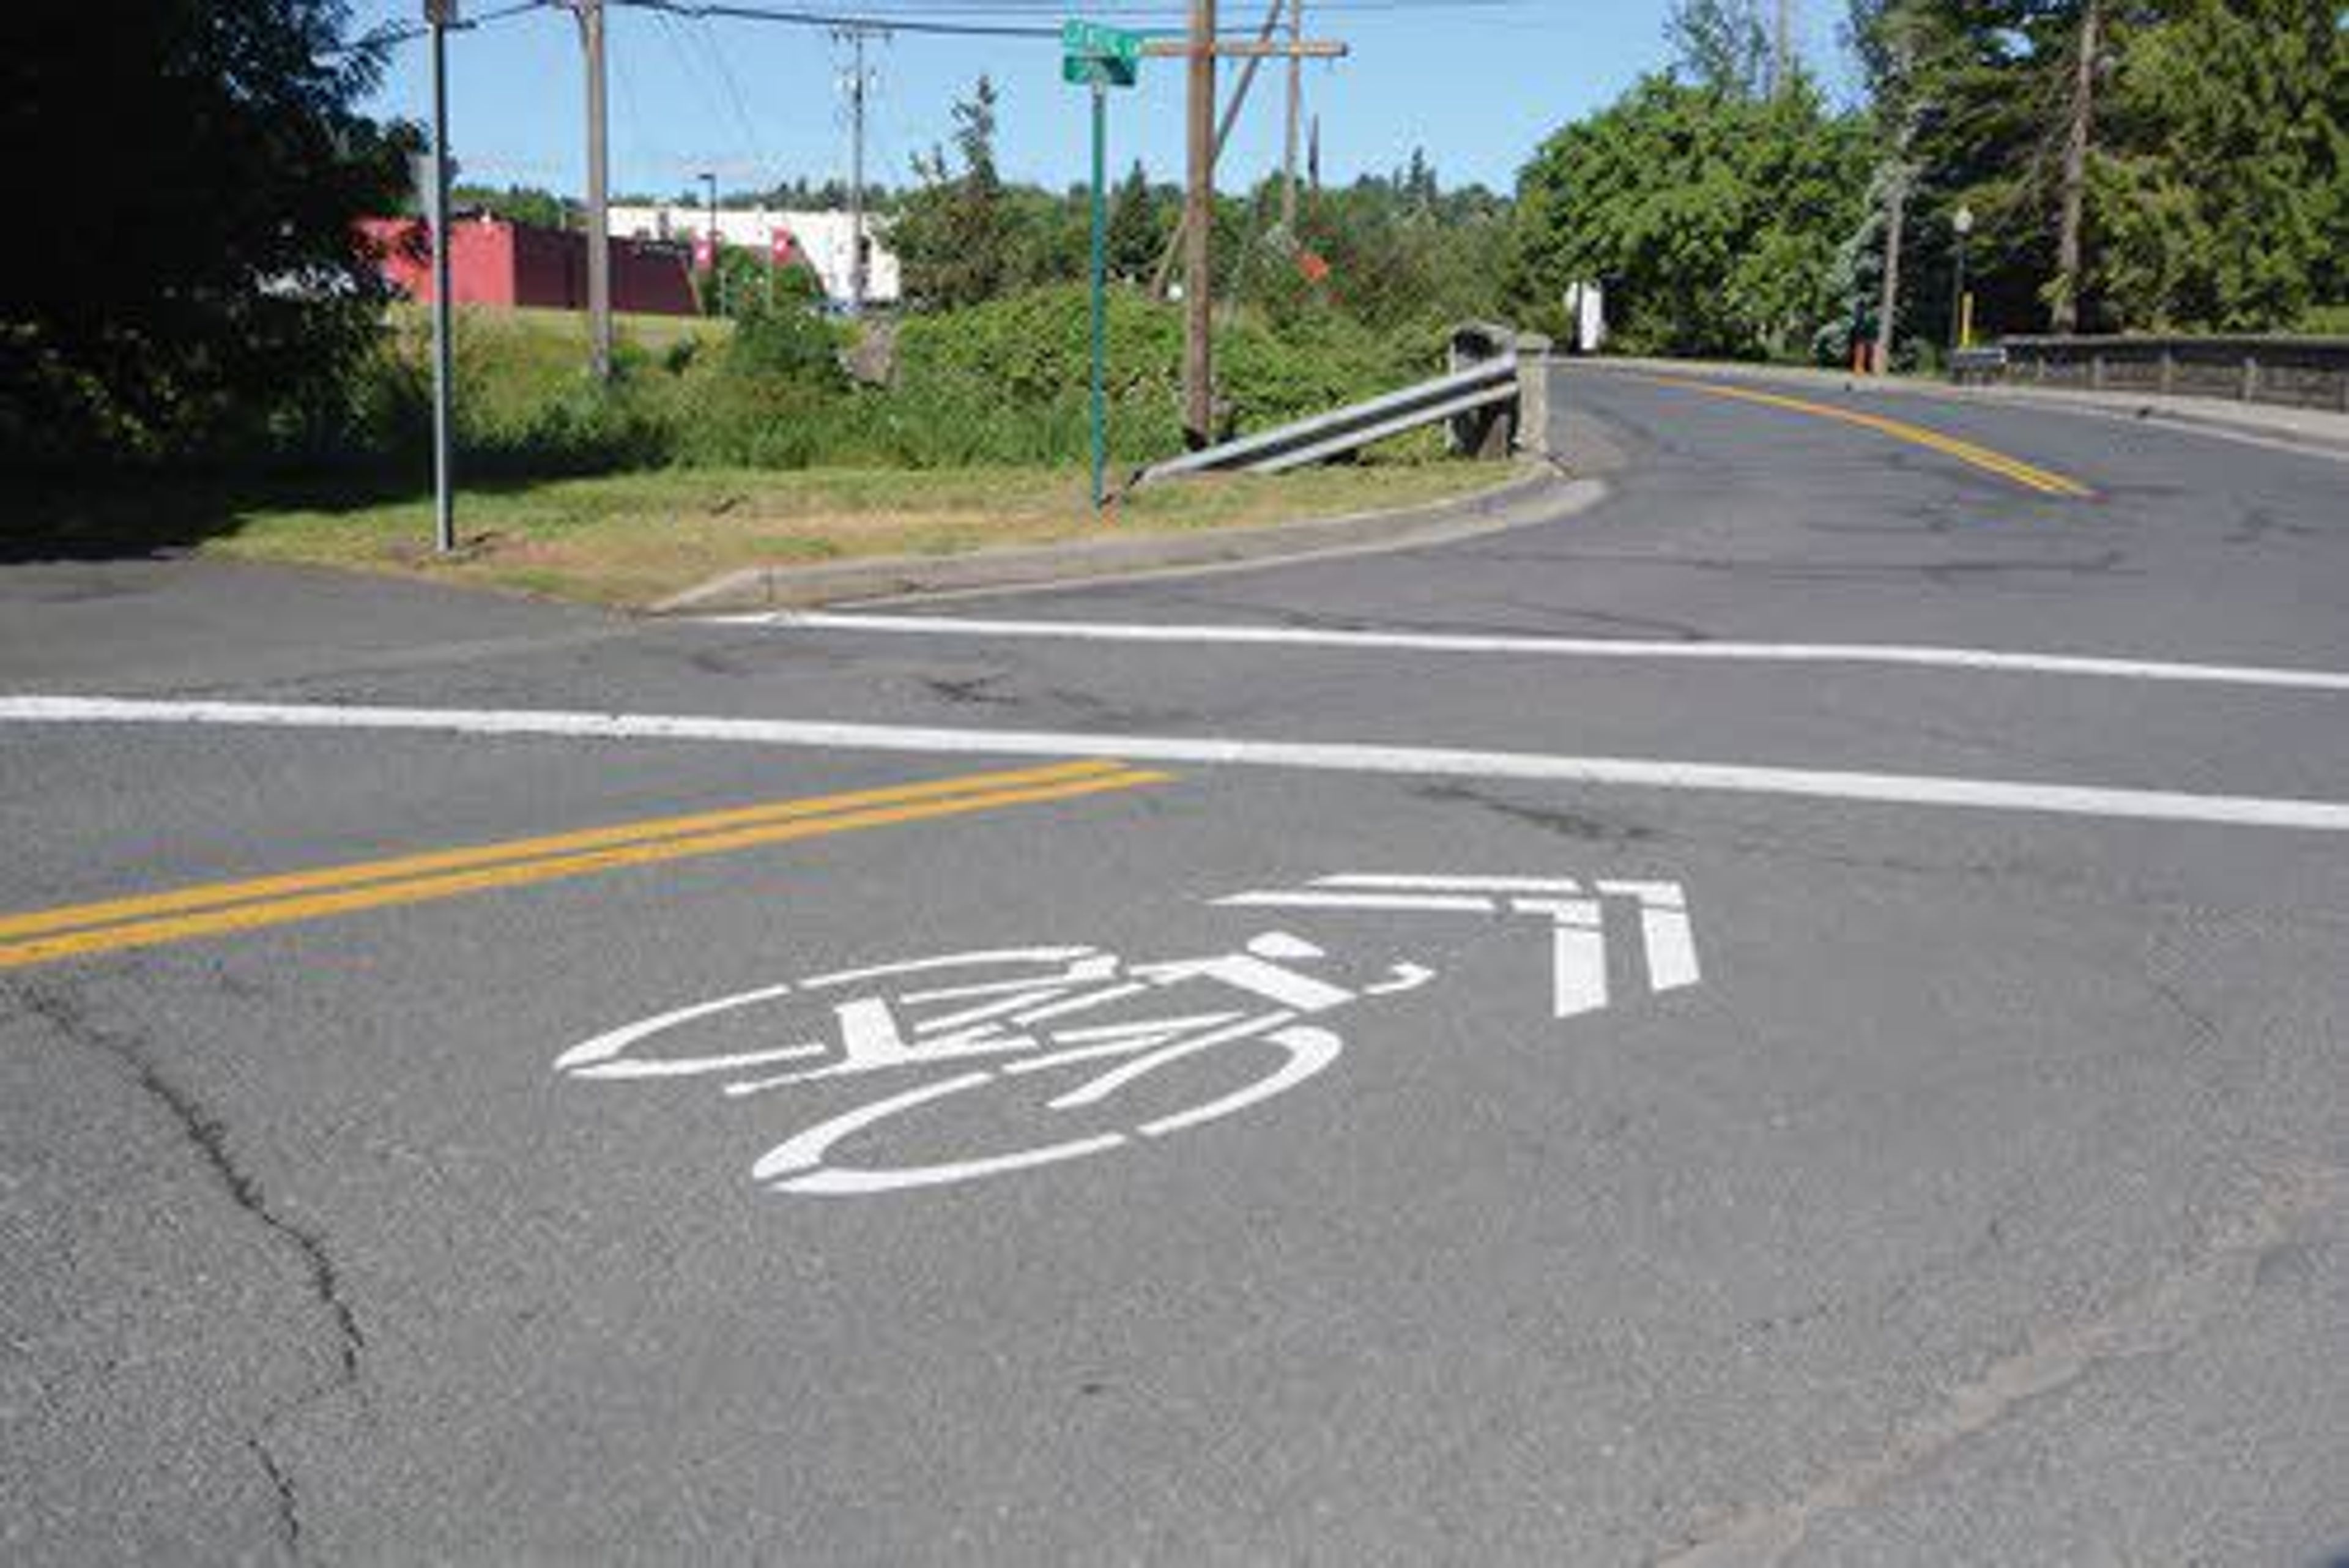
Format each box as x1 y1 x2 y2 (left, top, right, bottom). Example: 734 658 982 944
892 76 1017 310
1 0 412 467
1509 75 1871 357
2092 0 2346 329
1841 0 2345 338
1668 0 1773 97
450 184 576 230
1106 162 1172 284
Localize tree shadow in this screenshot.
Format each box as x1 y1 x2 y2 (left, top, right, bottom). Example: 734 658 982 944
1 456 616 567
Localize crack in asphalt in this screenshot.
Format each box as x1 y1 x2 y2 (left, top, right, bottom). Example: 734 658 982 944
1409 780 1658 844
249 1436 306 1557
11 979 365 1559
1656 1164 2343 1567
918 672 1017 707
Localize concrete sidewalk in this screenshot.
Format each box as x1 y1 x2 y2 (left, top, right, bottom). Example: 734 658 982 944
1578 354 2349 461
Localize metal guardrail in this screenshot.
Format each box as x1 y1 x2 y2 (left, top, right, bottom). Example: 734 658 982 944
1136 352 1523 484
1961 334 2349 412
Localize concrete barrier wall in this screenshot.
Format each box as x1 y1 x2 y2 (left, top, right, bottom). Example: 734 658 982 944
1975 335 2349 413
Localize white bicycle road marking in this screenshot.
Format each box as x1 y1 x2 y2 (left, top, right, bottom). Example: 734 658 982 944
10 695 2349 831
559 931 1411 1195
706 611 2349 695
554 872 1705 1197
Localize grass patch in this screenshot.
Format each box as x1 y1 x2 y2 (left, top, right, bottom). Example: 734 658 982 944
201 459 1521 607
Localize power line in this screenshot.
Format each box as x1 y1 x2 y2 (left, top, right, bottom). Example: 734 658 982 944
334 0 552 55
342 0 1523 52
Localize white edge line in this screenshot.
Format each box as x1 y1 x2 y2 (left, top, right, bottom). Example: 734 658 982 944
7 694 2349 833
692 612 2349 695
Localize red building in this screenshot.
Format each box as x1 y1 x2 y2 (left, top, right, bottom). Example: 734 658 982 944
360 214 698 317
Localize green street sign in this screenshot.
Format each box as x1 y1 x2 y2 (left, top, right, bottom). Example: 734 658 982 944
1062 53 1138 88
1062 18 1142 87
1061 18 1143 62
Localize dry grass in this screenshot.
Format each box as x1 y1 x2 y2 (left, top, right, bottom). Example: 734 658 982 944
203 461 1523 607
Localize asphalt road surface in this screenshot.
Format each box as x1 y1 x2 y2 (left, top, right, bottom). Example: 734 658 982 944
5 366 2346 1564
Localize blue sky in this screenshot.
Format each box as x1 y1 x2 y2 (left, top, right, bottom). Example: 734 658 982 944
353 1 1855 201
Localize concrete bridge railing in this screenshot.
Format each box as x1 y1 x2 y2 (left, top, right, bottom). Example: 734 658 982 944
1957 334 2349 413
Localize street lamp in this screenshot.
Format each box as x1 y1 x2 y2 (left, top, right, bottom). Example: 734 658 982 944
1950 203 1975 354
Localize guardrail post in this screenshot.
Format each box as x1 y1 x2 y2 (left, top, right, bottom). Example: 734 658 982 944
1515 334 1551 457
2158 346 2175 395
2241 355 2258 401
1446 322 1518 459
2089 351 2105 390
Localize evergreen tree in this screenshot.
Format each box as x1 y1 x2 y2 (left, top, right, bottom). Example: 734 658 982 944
1105 161 1170 284
893 77 1016 310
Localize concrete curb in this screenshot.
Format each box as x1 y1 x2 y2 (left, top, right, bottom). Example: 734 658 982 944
1573 355 2349 462
651 463 1590 614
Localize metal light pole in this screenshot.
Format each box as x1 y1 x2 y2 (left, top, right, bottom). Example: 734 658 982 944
1950 203 1975 354
426 1 457 555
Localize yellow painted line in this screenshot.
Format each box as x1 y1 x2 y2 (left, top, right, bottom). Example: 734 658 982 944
1640 374 2095 497
0 764 1168 971
0 756 1126 945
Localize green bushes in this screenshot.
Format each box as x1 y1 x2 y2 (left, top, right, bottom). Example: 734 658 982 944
886 283 1428 466
247 282 1455 486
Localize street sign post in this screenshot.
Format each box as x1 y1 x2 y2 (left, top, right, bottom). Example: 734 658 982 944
1062 20 1143 509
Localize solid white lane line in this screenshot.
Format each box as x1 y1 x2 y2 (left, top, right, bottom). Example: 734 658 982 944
9 693 2349 832
709 611 2349 695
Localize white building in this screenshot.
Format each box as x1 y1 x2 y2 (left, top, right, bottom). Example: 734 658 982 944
607 205 900 307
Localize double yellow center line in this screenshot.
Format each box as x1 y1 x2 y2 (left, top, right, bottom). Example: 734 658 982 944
1641 374 2095 497
0 757 1167 972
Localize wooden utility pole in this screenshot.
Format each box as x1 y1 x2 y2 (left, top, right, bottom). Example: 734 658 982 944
1146 17 1346 447
1147 0 1293 301
1181 0 1217 447
834 24 885 316
1771 0 1795 96
1282 0 1303 229
573 0 614 381
2051 0 2099 334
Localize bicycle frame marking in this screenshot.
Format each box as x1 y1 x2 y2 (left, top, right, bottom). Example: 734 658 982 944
554 872 1704 1197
